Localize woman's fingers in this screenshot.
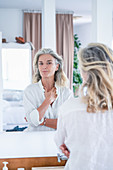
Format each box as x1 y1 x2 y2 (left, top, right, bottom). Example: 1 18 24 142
60 144 70 158
51 87 57 98
44 87 47 92
45 87 57 103
51 87 56 92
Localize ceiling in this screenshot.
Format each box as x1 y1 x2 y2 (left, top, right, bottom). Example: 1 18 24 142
0 0 112 25
0 0 92 12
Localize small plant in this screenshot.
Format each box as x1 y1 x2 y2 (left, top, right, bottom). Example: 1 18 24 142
73 34 82 96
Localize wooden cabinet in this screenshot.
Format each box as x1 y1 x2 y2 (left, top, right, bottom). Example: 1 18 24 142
0 157 66 170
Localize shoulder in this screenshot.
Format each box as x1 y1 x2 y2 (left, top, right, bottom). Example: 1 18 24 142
24 82 40 95
58 86 73 96
58 86 73 102
59 97 86 118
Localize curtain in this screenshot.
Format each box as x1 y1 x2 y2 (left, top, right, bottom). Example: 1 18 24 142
23 13 42 68
56 14 74 89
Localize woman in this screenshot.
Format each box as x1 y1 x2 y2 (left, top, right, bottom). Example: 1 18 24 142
23 48 72 131
55 43 113 170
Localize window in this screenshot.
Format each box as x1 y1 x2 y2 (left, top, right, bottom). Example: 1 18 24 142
2 43 32 90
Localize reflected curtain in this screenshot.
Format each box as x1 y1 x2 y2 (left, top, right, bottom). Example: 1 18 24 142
56 14 74 89
23 12 42 69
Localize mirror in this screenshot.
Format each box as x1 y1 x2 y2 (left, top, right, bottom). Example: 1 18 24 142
0 0 92 132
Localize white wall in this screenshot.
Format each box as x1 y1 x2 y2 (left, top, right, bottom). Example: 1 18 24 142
0 32 3 96
92 0 112 47
73 23 92 47
0 32 3 131
42 0 56 51
0 9 23 42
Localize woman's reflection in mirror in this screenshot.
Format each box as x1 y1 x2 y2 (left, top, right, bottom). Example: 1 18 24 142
23 48 73 131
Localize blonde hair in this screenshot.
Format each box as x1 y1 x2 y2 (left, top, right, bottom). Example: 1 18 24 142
78 43 113 112
33 48 68 87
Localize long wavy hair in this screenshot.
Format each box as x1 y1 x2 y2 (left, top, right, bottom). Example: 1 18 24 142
78 43 113 113
33 48 68 87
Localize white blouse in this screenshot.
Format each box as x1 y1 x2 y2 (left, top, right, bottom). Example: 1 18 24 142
55 97 113 170
23 80 72 131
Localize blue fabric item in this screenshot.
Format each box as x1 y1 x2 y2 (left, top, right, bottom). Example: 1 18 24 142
6 126 27 132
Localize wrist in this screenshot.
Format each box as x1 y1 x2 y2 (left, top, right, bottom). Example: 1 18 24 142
45 97 52 105
44 117 46 126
